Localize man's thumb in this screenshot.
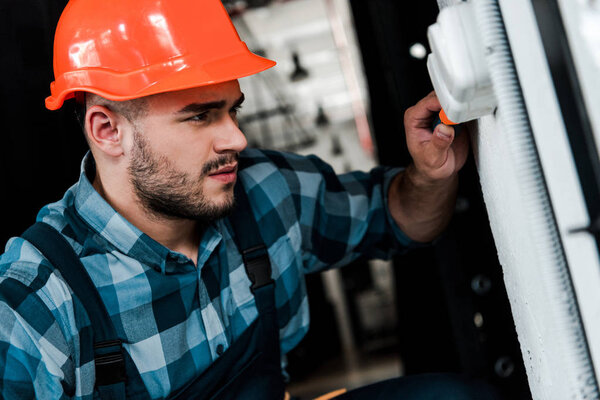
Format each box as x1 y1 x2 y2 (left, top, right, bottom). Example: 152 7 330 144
427 124 454 167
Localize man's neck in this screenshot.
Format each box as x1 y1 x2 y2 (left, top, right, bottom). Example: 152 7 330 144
92 174 201 266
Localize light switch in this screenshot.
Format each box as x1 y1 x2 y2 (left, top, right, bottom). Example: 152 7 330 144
426 1 496 123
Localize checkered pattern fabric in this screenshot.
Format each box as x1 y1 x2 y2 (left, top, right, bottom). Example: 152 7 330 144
0 149 415 399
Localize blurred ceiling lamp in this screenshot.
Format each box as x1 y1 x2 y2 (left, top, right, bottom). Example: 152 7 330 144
315 104 330 127
290 51 309 81
223 0 271 14
409 42 427 59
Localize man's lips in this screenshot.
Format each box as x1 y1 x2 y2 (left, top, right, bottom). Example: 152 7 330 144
208 163 238 183
208 163 238 176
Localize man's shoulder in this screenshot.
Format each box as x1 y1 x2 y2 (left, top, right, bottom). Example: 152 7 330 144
0 186 78 292
240 148 307 168
0 230 76 298
0 235 77 347
239 148 330 180
0 237 53 286
0 222 83 344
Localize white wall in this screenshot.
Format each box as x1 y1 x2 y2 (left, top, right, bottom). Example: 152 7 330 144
436 0 600 398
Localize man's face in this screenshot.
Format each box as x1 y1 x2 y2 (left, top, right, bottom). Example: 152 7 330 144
126 80 247 224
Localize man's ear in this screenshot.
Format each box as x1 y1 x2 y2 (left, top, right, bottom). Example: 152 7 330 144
85 105 127 157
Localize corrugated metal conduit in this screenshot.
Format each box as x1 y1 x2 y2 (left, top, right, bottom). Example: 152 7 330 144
473 0 599 398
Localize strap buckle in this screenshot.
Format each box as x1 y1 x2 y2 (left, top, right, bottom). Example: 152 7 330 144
242 245 274 292
94 340 126 386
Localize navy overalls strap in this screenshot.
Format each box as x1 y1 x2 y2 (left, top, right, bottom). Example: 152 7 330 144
21 222 151 400
231 180 274 293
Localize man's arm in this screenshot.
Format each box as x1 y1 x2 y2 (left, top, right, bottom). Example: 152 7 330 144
0 248 78 399
0 287 68 400
388 91 469 243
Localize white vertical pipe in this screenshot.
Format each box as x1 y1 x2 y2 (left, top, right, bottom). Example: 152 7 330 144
472 0 599 398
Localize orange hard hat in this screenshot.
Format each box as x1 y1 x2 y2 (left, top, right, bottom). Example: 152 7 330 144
45 0 276 110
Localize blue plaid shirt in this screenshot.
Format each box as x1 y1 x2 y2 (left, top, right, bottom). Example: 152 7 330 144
0 148 413 399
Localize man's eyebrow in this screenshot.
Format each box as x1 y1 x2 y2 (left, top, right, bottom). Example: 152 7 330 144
175 93 245 115
175 100 227 115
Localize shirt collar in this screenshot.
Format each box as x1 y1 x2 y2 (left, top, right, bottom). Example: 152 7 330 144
72 152 223 274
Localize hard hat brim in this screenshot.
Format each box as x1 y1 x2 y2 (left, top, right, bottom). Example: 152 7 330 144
45 51 276 110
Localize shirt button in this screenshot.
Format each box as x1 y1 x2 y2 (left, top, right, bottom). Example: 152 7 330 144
216 344 225 356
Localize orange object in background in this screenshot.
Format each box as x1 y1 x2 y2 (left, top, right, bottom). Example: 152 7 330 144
439 108 458 126
45 0 275 110
313 388 348 400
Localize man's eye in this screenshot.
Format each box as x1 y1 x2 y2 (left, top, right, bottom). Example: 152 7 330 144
230 105 243 115
187 113 209 123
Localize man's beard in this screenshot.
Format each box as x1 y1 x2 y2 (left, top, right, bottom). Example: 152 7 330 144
128 128 237 224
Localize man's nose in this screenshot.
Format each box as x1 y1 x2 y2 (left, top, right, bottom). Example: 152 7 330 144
214 117 248 154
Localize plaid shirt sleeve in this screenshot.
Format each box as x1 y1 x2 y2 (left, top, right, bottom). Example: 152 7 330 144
243 149 418 274
0 239 89 400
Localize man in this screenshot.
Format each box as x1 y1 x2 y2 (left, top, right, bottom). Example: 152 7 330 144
0 0 495 399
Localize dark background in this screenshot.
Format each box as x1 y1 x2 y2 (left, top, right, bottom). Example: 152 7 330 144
0 0 530 398
0 0 87 243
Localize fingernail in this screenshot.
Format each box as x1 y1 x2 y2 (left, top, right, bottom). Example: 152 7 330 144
437 125 453 140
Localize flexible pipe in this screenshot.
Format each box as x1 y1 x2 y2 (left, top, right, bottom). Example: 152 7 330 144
472 0 599 398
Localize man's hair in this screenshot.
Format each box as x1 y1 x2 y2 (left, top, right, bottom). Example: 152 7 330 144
74 92 149 143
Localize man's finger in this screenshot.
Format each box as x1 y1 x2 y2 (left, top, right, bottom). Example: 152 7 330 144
425 124 455 167
434 124 454 144
412 92 442 122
